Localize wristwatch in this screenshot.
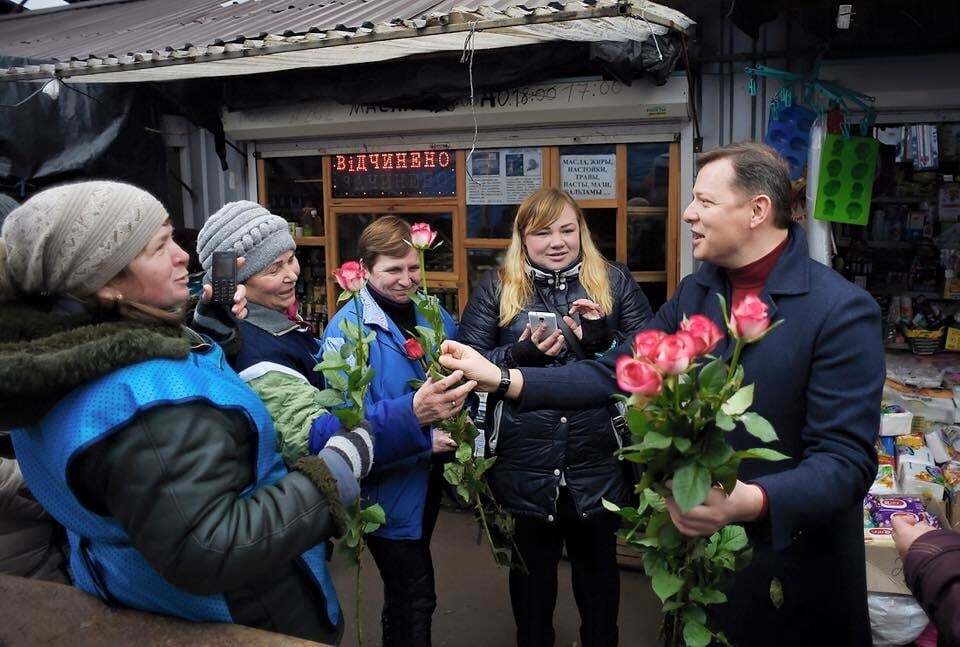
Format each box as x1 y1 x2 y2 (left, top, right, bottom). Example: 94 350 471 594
493 366 511 399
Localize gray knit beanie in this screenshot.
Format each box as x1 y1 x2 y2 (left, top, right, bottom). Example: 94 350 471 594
197 201 295 283
0 181 169 302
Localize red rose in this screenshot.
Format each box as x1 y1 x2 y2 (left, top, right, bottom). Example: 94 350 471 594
409 222 438 250
333 260 366 293
633 330 667 362
616 356 663 397
731 294 771 342
680 314 724 356
652 332 698 375
404 337 425 360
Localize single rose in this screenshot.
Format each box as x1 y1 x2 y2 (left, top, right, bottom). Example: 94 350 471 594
633 329 667 362
652 332 699 375
731 294 771 342
680 314 724 356
333 260 366 293
616 355 663 397
404 337 425 360
409 222 438 250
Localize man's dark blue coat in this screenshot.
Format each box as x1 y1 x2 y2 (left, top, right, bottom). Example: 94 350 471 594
517 224 883 646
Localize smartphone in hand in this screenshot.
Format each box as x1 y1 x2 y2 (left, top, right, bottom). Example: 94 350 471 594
211 251 238 305
528 311 558 336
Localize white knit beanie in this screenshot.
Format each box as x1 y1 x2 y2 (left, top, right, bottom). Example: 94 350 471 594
197 201 295 283
0 181 169 302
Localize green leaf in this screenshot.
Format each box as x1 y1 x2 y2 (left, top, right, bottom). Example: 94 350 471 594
740 412 778 443
643 488 667 512
650 568 683 602
672 462 711 512
673 436 692 453
769 577 784 609
682 620 712 647
316 389 345 407
721 384 754 416
700 434 735 468
641 431 672 450
601 499 621 513
715 410 735 431
360 504 386 525
323 348 349 367
682 604 707 626
689 587 728 605
698 356 728 395
734 447 790 462
719 525 748 552
626 408 649 437
326 371 348 392
455 441 472 462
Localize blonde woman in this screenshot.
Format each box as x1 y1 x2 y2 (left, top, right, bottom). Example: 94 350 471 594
457 187 652 647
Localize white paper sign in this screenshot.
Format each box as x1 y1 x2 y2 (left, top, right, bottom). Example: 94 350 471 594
561 154 616 199
466 148 542 205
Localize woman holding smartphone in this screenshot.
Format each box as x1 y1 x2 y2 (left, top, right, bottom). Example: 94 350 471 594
457 187 652 647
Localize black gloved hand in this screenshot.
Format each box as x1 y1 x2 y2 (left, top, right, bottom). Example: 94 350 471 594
509 338 553 367
579 315 612 354
191 301 240 354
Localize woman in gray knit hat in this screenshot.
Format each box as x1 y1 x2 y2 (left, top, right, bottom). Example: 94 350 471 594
0 181 373 644
196 200 473 481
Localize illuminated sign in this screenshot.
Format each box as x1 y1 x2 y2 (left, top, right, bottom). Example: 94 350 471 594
331 150 456 198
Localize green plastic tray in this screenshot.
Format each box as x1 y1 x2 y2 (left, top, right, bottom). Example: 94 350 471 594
813 134 879 226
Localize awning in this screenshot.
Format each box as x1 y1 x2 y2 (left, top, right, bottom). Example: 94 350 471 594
0 0 693 84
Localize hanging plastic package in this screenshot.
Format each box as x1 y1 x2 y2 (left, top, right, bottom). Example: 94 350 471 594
910 125 940 170
805 116 834 266
763 95 817 180
868 593 929 646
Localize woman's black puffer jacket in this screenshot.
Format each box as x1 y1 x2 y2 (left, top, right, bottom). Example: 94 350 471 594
457 262 652 521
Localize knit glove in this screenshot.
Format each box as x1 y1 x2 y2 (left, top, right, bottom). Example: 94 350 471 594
509 338 553 367
318 421 374 480
579 315 612 355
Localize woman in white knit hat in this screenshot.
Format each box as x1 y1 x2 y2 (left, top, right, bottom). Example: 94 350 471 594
0 181 374 644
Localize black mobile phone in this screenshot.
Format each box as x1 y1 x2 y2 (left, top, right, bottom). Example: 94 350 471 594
210 250 237 305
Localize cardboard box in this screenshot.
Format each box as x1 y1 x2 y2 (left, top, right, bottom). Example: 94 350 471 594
946 327 960 350
865 497 949 594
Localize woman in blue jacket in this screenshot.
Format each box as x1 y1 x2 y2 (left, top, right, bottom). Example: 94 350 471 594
323 216 471 647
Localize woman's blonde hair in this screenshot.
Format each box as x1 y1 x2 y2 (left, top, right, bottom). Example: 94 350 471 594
498 187 612 327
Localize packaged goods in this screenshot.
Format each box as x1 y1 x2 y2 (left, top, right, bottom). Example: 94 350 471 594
897 444 935 468
870 464 898 495
898 462 946 501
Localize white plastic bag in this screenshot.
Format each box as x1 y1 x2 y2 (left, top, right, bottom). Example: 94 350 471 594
869 592 929 646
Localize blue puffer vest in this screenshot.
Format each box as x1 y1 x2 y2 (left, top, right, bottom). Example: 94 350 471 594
10 343 340 626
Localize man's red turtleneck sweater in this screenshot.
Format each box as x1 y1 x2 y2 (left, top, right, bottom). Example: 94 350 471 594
723 234 788 520
726 235 789 309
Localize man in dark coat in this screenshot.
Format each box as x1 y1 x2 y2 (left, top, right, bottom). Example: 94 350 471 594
441 142 883 646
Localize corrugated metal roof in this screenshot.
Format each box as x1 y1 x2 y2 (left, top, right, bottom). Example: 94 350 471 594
0 0 693 83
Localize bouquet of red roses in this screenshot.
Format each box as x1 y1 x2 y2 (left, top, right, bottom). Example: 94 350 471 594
605 295 786 647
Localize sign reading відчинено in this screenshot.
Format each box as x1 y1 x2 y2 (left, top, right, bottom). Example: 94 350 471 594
331 150 456 198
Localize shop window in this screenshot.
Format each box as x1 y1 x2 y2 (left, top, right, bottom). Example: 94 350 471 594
467 204 518 238
626 143 671 207
467 248 508 290
262 156 325 235
336 212 455 273
640 281 668 313
582 208 617 262
295 246 328 335
628 212 667 271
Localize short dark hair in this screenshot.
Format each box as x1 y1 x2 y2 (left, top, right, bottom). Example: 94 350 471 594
697 142 792 229
359 216 412 268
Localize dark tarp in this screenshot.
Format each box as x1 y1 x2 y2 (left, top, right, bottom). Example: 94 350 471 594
0 56 169 203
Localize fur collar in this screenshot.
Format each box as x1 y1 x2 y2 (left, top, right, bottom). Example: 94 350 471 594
0 301 192 428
